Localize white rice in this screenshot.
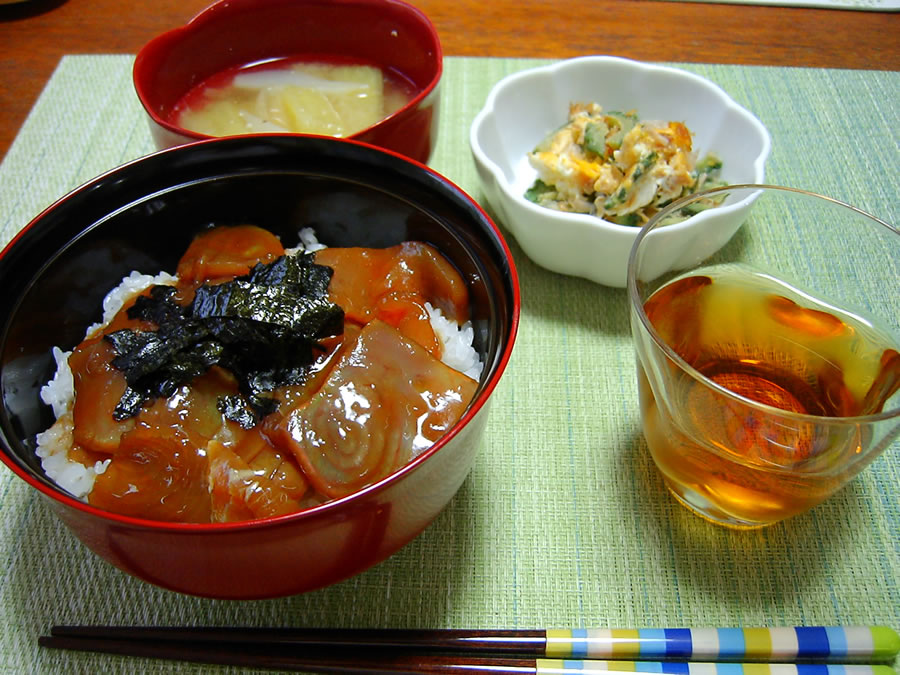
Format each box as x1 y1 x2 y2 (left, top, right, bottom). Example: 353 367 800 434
295 226 328 252
35 413 110 499
84 270 178 338
35 230 483 498
425 302 483 380
39 346 74 419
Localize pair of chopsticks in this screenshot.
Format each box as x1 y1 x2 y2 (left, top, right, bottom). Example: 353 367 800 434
39 625 900 674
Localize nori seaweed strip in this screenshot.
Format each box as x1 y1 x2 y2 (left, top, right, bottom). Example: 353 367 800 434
128 285 188 325
192 282 343 341
246 251 332 297
217 395 261 430
104 252 343 427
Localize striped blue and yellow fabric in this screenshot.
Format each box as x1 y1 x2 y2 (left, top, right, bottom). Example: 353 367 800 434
544 627 900 662
534 662 895 675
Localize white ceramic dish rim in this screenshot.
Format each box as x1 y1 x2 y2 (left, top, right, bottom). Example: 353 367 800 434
469 55 772 240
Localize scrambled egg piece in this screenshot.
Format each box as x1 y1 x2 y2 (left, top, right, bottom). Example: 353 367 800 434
526 102 725 226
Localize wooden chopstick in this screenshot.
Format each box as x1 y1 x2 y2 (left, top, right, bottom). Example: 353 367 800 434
37 632 900 675
44 625 900 663
40 635 536 674
48 625 546 654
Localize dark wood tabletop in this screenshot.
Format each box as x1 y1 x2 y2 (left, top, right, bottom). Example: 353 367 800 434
1 0 898 163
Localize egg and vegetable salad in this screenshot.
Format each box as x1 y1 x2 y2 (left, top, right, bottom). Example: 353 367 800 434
525 102 727 226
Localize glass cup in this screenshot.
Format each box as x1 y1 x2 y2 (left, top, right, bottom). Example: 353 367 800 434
627 185 900 529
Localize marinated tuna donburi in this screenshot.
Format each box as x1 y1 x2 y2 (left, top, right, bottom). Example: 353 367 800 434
36 225 483 523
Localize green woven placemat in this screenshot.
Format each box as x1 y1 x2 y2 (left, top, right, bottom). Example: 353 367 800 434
0 56 898 674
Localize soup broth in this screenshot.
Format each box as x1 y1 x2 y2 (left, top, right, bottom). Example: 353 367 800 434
172 58 415 138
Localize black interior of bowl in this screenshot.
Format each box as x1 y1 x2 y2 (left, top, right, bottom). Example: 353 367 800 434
0 135 516 488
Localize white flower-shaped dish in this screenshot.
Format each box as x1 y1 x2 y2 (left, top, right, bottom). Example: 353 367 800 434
470 56 771 287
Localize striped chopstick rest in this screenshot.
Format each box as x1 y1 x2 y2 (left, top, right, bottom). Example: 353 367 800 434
544 627 900 662
533 662 895 675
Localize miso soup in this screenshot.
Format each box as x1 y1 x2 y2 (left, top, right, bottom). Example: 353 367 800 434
172 58 416 138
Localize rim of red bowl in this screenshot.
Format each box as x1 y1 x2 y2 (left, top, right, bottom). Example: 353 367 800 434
0 134 520 534
133 0 444 144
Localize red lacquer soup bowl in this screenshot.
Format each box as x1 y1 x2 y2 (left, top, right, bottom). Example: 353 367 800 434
133 0 443 164
0 135 519 599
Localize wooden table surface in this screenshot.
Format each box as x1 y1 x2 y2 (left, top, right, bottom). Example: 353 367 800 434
1 0 898 164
